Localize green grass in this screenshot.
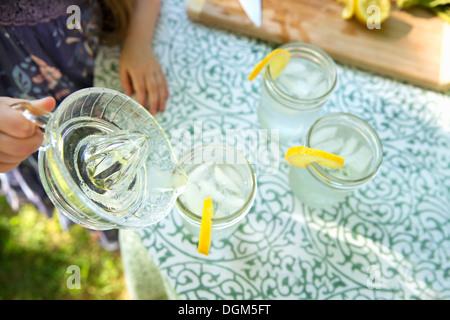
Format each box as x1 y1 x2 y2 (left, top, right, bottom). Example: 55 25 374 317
0 196 128 300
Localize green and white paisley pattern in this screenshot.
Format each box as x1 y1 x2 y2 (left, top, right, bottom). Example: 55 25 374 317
95 0 450 299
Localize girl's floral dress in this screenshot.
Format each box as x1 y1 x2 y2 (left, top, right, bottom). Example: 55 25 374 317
0 0 100 223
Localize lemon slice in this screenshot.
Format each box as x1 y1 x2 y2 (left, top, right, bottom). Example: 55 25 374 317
198 197 214 256
337 0 355 19
285 146 345 169
354 0 391 24
248 48 290 82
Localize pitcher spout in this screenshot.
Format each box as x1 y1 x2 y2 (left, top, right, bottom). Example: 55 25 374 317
146 164 188 195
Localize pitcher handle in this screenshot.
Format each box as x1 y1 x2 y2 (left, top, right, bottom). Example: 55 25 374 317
10 102 52 131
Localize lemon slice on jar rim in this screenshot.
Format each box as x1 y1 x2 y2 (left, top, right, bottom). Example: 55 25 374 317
285 146 345 170
248 48 290 81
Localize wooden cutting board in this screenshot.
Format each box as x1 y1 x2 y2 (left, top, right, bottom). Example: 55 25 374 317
186 0 450 91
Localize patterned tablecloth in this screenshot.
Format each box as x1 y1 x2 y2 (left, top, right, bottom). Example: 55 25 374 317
95 0 450 300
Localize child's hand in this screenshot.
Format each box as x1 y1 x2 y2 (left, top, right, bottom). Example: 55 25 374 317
119 39 169 115
0 96 55 173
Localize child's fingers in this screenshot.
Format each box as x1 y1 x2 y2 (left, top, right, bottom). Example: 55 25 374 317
155 72 167 111
145 74 159 115
0 104 36 139
32 96 56 112
120 68 133 96
0 127 44 158
0 161 20 173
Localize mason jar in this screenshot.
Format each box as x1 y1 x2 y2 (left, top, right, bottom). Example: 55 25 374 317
288 113 383 208
258 42 337 142
175 144 257 242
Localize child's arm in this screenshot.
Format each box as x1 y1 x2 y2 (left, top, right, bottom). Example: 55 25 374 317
119 0 169 115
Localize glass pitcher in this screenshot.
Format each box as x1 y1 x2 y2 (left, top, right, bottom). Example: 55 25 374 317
12 87 188 230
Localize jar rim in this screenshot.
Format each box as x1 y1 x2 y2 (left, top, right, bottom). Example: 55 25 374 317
264 42 337 107
305 113 383 189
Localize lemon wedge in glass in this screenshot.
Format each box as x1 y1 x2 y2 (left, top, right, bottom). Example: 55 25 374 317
285 146 345 170
198 197 214 256
248 48 290 81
